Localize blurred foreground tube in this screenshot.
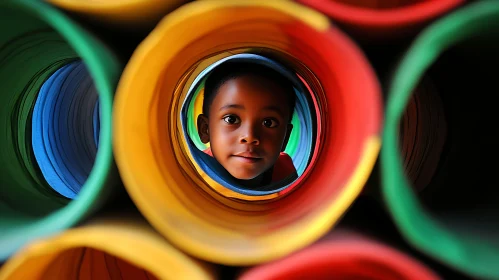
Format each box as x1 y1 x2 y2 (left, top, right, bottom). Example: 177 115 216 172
296 0 464 40
0 217 215 280
239 231 440 280
0 0 120 261
382 1 499 278
114 0 382 265
46 0 188 29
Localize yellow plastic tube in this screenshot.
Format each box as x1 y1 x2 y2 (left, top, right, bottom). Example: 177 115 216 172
114 0 382 265
0 216 215 280
46 0 187 29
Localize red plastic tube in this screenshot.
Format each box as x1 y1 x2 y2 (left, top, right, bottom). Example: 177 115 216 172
239 232 440 280
296 0 464 40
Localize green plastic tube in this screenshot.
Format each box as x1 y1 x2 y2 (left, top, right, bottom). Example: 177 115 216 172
382 1 499 278
0 0 121 260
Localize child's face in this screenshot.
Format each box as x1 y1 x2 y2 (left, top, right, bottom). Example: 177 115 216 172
198 75 293 180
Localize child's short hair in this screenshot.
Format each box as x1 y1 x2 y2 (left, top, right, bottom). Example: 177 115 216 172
203 61 296 120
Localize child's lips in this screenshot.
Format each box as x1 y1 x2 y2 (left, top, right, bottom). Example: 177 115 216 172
233 152 263 163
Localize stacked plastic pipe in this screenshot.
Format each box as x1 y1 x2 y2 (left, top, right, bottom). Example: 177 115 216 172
0 0 121 262
4 0 499 279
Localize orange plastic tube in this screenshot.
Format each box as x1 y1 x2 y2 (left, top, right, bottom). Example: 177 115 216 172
114 0 381 265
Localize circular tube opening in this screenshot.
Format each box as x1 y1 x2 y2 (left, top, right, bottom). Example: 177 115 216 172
382 2 499 278
0 0 119 261
115 0 381 265
179 51 319 199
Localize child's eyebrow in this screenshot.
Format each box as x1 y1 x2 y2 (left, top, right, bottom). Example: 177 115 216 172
219 104 285 116
220 104 244 111
262 105 285 116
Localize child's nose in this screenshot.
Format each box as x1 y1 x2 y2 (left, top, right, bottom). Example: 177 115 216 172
240 124 260 145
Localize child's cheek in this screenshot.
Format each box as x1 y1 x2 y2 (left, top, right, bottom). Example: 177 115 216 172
217 130 236 151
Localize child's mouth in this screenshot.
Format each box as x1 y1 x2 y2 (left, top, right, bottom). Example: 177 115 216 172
233 152 263 163
234 156 262 163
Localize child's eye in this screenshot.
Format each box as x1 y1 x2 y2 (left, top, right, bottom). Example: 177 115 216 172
263 118 279 128
223 115 241 124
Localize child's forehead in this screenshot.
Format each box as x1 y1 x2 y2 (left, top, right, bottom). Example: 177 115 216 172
202 62 296 120
214 77 291 105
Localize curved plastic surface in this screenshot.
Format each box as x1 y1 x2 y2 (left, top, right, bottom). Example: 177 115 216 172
115 0 381 265
400 77 446 192
381 1 499 278
182 53 315 195
0 0 120 261
297 0 464 40
32 61 100 199
0 217 215 280
239 232 439 280
47 0 187 28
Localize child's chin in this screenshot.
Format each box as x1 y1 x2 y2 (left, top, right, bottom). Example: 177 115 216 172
229 171 261 181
